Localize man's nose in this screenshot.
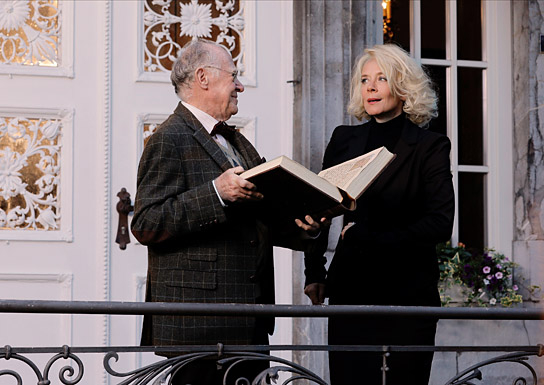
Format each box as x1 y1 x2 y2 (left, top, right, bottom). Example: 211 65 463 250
235 78 244 92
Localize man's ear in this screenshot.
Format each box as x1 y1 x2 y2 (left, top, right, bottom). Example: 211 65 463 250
194 68 208 89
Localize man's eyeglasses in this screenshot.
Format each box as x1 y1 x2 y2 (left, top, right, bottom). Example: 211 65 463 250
204 66 239 82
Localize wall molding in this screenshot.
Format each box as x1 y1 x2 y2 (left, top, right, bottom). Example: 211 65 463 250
0 273 74 344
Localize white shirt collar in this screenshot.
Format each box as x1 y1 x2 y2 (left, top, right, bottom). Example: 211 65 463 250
181 101 228 147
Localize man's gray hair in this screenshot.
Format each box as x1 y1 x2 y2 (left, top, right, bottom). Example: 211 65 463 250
170 39 222 97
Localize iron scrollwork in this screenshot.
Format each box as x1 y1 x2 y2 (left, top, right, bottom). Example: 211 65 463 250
104 344 327 385
0 345 84 385
445 345 544 385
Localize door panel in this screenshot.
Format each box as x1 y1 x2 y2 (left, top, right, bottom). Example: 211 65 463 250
0 0 293 382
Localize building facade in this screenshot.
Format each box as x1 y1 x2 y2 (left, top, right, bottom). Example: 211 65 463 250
0 0 542 383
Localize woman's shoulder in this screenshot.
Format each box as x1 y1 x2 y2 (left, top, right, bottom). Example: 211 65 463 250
330 122 368 140
404 119 450 145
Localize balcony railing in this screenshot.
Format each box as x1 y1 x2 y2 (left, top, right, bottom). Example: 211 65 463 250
0 300 543 385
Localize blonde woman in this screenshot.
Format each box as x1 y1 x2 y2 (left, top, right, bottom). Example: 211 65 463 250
302 44 455 384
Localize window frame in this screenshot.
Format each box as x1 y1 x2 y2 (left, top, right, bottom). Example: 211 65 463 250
378 0 513 254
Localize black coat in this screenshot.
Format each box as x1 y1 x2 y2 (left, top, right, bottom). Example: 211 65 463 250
305 117 455 307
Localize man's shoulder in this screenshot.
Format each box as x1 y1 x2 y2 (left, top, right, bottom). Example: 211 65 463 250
152 109 195 139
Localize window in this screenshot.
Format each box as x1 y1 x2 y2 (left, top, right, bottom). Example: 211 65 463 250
382 0 513 253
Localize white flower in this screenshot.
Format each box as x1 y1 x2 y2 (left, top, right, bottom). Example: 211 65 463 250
143 11 158 26
35 173 57 194
0 1 30 32
7 118 25 139
6 207 25 228
40 120 60 140
0 148 28 199
36 207 58 230
22 24 57 63
483 279 490 285
489 298 497 305
180 0 212 38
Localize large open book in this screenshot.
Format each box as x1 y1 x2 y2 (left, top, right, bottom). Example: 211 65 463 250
240 146 395 222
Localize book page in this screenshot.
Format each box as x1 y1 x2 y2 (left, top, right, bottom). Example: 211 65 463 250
318 151 378 191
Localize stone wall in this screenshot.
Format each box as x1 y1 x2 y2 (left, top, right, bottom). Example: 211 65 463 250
513 0 544 303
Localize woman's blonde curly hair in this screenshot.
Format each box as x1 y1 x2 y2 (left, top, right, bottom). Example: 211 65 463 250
347 44 438 127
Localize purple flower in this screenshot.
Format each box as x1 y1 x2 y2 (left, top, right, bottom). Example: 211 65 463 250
487 274 492 280
483 266 491 274
513 285 519 291
495 272 503 279
497 264 502 269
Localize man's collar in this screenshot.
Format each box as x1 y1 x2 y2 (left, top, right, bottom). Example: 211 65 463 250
181 101 218 135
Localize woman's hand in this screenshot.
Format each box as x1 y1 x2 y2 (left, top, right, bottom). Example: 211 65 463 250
341 221 356 239
294 215 330 237
304 283 326 305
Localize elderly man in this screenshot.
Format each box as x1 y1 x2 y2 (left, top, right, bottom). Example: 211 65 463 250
131 39 292 384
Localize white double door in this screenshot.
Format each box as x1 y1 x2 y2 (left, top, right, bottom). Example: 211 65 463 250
0 1 293 383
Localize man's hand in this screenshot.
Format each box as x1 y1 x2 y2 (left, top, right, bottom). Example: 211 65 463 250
295 215 330 237
215 167 263 203
304 283 326 305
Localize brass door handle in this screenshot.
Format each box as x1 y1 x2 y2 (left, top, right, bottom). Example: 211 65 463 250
115 188 134 250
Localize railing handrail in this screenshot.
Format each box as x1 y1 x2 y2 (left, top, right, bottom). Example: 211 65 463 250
0 299 542 320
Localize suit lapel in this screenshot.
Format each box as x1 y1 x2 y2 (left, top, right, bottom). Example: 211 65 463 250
174 103 237 172
231 133 263 169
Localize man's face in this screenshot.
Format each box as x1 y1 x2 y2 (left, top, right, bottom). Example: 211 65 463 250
206 50 244 121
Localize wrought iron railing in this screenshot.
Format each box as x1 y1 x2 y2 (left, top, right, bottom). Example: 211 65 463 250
0 300 543 385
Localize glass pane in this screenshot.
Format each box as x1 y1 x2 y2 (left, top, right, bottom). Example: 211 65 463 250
421 0 446 59
457 0 482 61
458 172 485 252
383 0 410 53
457 67 483 165
425 65 447 135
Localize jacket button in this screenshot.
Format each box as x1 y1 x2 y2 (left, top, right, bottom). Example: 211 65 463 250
249 275 257 282
249 240 257 246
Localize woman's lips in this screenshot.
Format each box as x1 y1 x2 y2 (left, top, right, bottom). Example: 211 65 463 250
367 98 381 104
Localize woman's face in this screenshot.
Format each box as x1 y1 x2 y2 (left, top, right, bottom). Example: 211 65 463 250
360 59 404 123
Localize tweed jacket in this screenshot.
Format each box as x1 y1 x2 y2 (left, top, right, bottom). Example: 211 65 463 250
131 102 276 348
304 117 455 307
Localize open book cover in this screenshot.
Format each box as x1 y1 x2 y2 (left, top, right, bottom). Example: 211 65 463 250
240 146 396 223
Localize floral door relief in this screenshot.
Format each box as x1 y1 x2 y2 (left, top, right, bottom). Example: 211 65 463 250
143 0 244 73
0 0 60 66
0 109 73 241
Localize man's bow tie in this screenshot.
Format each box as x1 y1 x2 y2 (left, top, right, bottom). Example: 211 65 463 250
211 121 237 141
